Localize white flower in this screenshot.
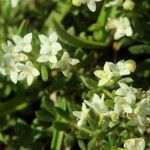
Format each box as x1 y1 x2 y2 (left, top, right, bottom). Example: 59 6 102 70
105 0 123 7
94 62 113 86
84 93 108 115
0 41 30 83
114 96 132 114
18 61 40 85
145 89 150 115
12 33 32 53
52 52 79 76
2 40 28 63
110 60 136 76
72 0 101 12
11 0 20 7
124 138 145 150
127 113 146 134
115 83 138 104
37 32 62 64
116 60 131 76
105 17 133 40
73 103 90 127
9 62 23 84
134 99 147 126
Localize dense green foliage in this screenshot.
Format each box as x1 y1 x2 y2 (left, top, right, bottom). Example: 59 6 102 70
0 0 150 149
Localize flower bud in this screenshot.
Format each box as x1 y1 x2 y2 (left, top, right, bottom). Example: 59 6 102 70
125 59 136 72
123 0 135 11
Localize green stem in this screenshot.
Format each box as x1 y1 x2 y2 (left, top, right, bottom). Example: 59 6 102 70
98 87 115 99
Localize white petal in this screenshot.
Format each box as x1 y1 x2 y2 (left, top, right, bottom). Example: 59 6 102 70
114 29 124 40
49 32 58 42
23 44 32 53
48 55 58 64
37 55 49 63
27 75 34 86
38 34 48 44
51 42 62 52
10 72 18 84
62 52 70 60
14 45 21 53
114 103 122 114
62 69 70 77
12 35 22 44
40 45 49 54
26 61 33 68
32 68 40 76
18 71 27 80
126 27 133 37
104 62 111 72
98 78 108 86
94 70 103 78
16 63 25 70
87 1 96 12
73 111 81 118
123 104 132 113
69 58 79 65
23 33 32 43
115 88 124 96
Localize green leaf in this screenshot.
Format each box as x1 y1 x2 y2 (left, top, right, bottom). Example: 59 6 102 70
129 45 150 54
55 107 71 121
87 138 97 150
64 134 75 147
17 20 27 36
41 65 49 81
77 140 86 150
36 110 53 123
51 129 64 150
80 76 97 90
0 97 28 117
105 99 114 108
41 98 55 116
88 119 99 130
53 121 70 131
118 77 133 84
52 19 108 49
43 1 72 34
51 97 67 150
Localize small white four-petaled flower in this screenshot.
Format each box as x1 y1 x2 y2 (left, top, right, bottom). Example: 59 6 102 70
84 93 108 115
73 103 90 127
37 32 62 64
12 33 32 53
105 17 133 40
52 52 79 76
18 61 40 86
94 62 113 86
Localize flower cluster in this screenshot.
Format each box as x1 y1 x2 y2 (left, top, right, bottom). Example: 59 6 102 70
72 0 134 40
94 59 136 86
105 17 133 40
37 32 79 77
73 60 150 150
0 32 79 85
0 33 39 85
